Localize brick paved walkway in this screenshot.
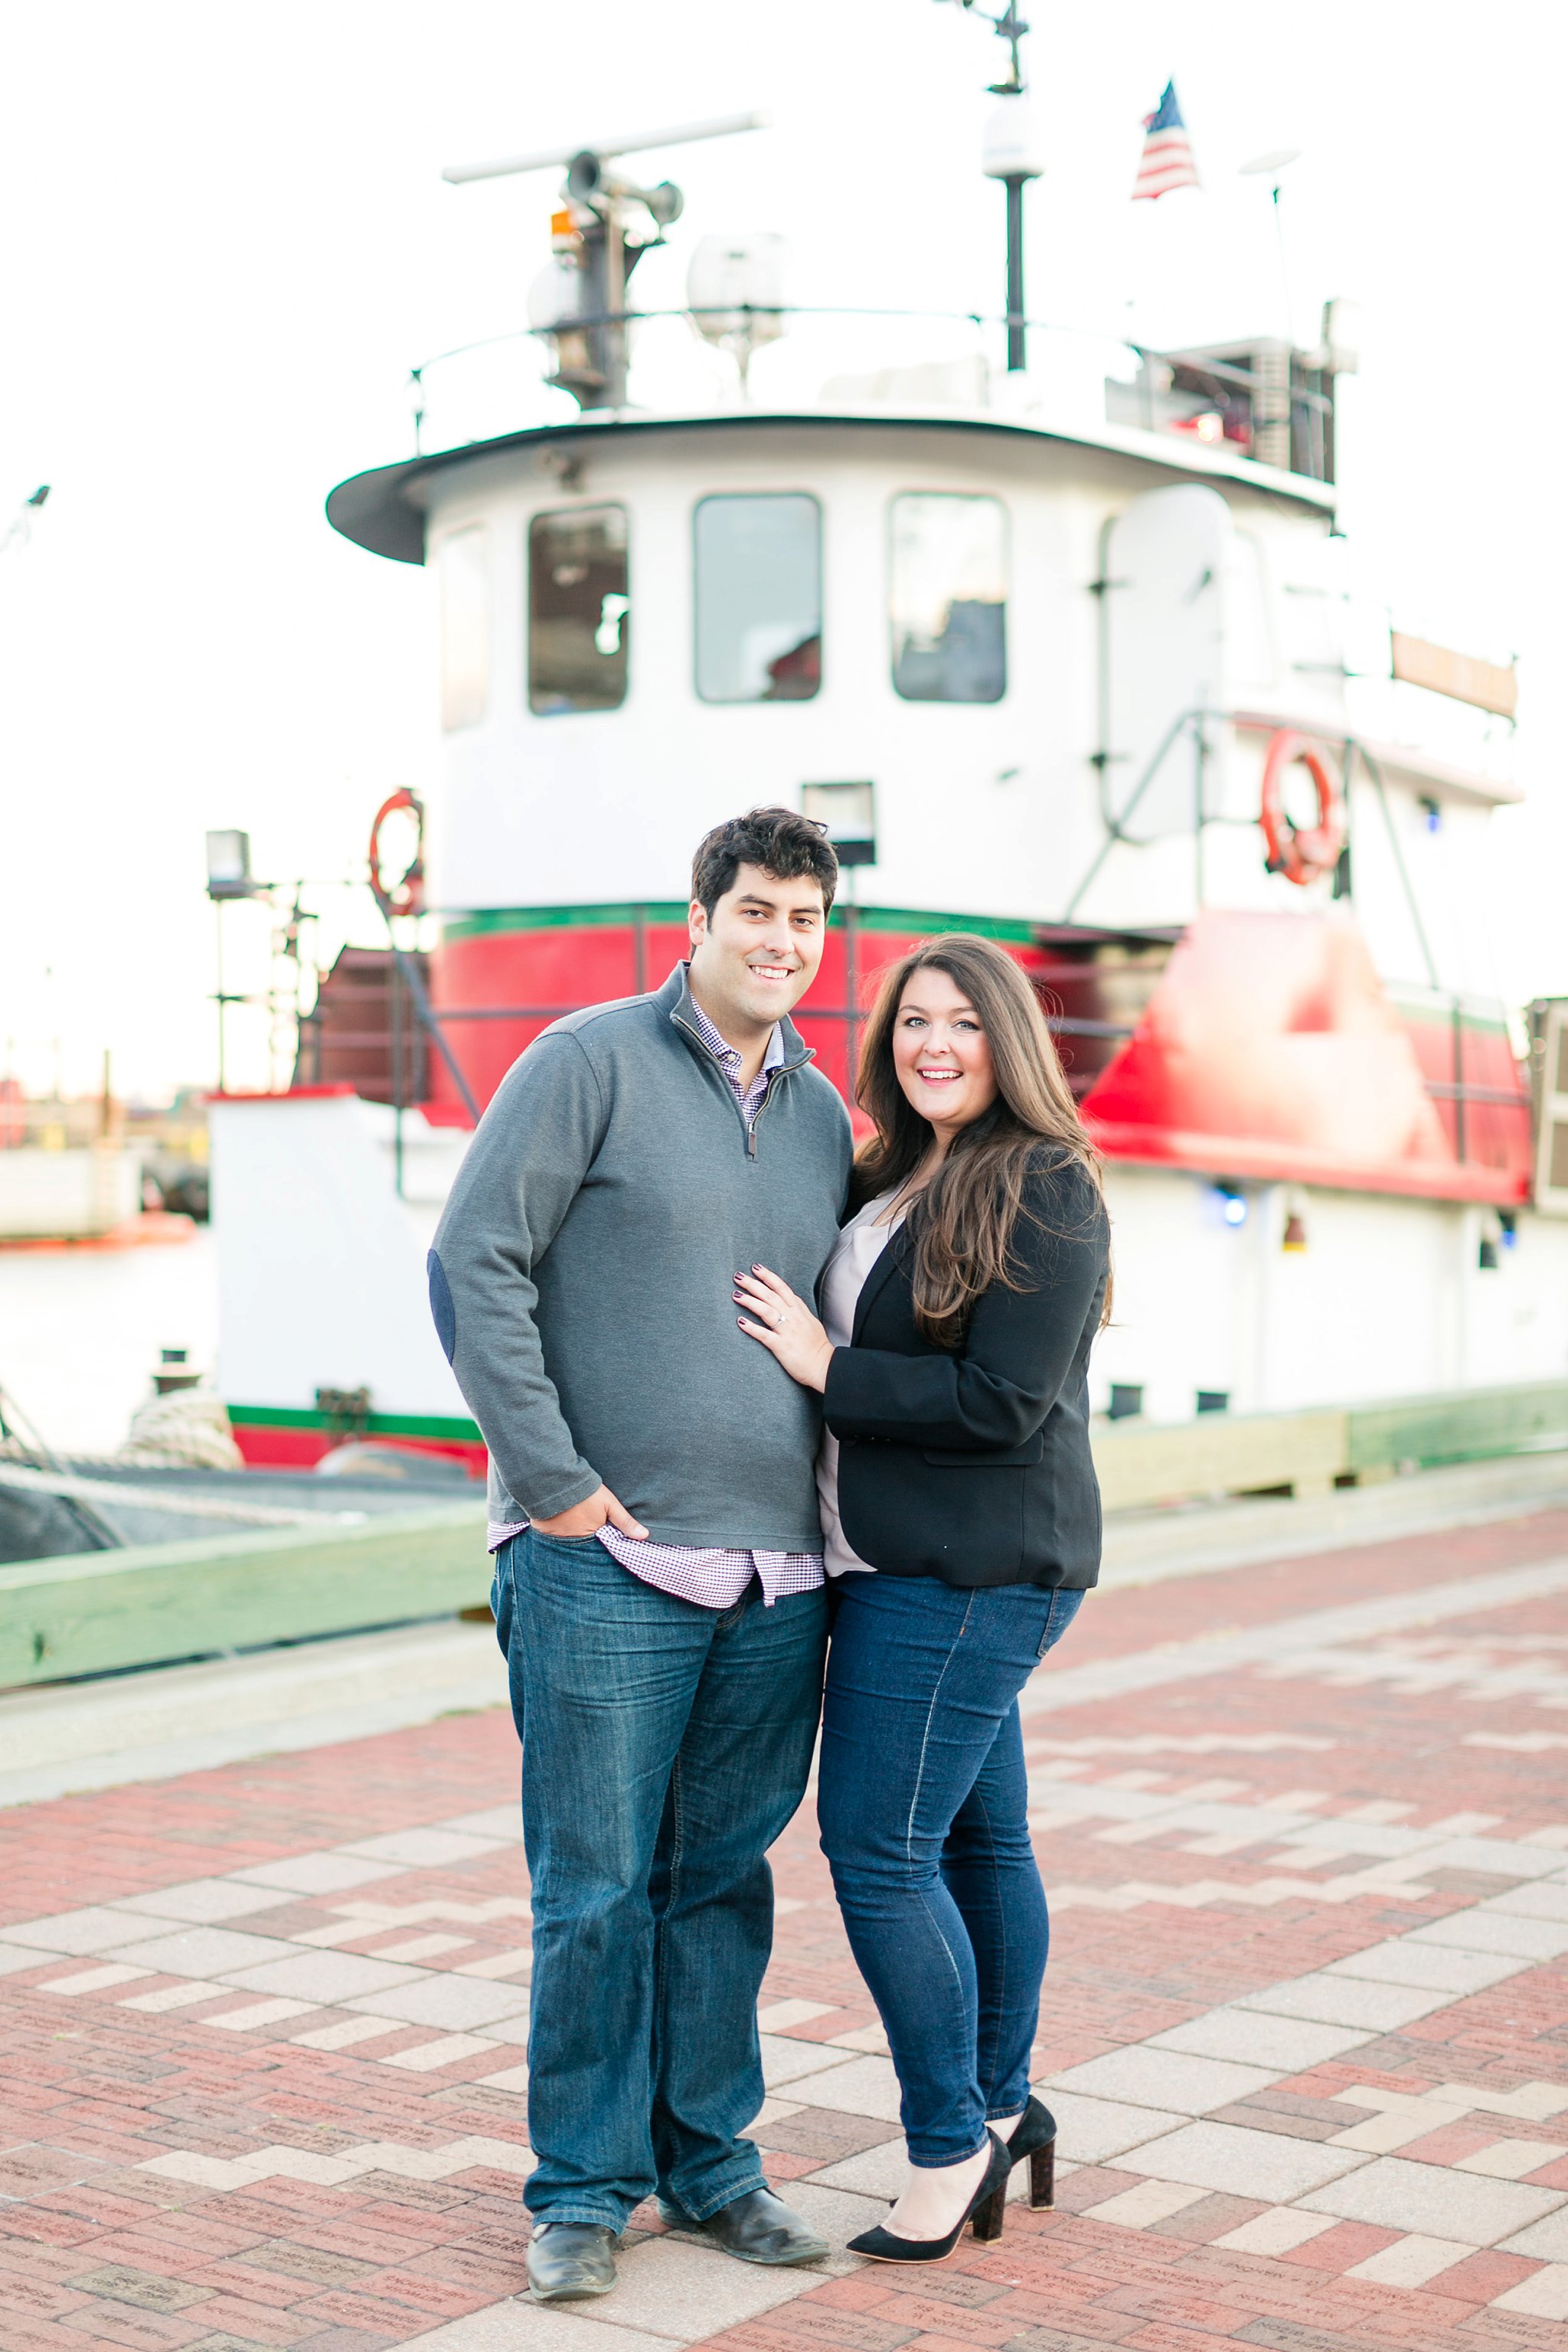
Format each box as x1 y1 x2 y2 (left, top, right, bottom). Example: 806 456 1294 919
3 1508 1568 2352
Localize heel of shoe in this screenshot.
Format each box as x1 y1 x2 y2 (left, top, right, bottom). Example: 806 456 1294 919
970 2187 1005 2243
1028 2140 1055 2211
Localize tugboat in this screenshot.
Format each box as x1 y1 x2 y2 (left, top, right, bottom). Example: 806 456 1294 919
210 19 1568 1472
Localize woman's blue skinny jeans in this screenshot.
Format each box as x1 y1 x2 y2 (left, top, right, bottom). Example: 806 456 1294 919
817 1574 1084 2166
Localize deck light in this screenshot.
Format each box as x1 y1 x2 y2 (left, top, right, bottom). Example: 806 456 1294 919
205 829 260 900
1214 1181 1248 1227
803 782 876 867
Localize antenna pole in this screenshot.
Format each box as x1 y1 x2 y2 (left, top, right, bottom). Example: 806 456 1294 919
1004 175 1026 372
948 1 1037 374
1271 181 1296 347
603 199 629 408
991 2 1030 371
994 0 1027 92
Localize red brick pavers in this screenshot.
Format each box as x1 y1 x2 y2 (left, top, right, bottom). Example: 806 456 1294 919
2 1505 1566 2350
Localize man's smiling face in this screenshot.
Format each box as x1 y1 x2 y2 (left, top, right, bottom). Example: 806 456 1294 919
687 861 828 1038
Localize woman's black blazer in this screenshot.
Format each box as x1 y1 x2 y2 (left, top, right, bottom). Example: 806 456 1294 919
822 1158 1109 1590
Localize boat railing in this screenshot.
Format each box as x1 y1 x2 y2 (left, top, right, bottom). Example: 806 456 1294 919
403 305 1334 485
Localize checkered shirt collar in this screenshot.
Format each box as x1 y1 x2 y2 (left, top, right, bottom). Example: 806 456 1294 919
685 991 786 1084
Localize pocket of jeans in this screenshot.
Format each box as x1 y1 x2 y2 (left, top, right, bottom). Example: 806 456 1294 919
490 1545 514 1655
1037 1586 1085 1658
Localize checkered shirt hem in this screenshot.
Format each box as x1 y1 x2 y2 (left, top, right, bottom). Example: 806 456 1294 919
487 1521 823 1609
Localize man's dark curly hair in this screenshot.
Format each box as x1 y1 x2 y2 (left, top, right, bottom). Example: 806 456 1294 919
690 806 839 920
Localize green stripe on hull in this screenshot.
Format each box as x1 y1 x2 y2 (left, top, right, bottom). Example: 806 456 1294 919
443 903 689 939
441 903 1039 944
228 1403 482 1443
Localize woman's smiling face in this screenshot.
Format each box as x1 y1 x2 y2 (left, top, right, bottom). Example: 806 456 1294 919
891 963 999 1141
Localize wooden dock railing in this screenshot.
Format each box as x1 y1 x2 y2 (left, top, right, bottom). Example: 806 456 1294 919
2 1379 1565 1689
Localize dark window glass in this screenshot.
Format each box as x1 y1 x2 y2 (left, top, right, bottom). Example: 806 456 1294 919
890 492 1007 703
528 505 629 715
694 494 822 702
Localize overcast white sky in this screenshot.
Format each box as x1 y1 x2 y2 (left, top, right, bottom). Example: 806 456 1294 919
2 0 1564 1099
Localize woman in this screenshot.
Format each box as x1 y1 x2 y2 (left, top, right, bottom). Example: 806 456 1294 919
734 935 1109 2265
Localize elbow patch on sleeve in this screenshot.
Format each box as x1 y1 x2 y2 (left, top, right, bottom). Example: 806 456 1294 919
427 1249 457 1363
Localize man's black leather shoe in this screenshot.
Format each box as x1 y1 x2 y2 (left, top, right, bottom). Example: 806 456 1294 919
656 2185 829 2265
528 2221 619 2301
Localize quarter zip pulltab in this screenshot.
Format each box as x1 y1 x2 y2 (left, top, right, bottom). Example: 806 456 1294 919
671 1001 812 1161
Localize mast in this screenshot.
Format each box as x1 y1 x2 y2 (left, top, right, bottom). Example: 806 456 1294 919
938 0 1042 373
443 111 766 412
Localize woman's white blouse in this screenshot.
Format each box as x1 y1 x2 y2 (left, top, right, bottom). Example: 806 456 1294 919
816 1190 903 1579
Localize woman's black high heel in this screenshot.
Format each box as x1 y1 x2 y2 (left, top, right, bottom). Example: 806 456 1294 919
998 2095 1057 2209
848 2130 1011 2264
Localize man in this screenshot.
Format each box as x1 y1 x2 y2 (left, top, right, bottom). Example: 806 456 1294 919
428 807 851 2303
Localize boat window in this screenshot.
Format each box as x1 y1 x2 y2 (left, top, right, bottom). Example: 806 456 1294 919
439 525 488 731
889 493 1007 703
694 494 822 703
528 505 629 715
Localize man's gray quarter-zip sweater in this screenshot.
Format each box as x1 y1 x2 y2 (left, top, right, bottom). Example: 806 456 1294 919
427 963 853 1550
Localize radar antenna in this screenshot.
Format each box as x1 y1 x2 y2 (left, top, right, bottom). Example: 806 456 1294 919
443 111 768 410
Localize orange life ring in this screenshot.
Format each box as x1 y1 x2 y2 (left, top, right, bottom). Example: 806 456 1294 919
1259 731 1344 886
368 788 425 917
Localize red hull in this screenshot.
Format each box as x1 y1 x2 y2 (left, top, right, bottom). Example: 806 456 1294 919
230 906 1531 1471
229 1421 486 1475
427 913 983 1116
426 908 1530 1205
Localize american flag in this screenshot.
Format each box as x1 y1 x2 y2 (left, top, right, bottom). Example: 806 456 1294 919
1132 80 1200 201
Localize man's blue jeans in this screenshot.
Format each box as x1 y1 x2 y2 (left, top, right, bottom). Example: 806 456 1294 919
492 1530 828 2231
817 1575 1084 2166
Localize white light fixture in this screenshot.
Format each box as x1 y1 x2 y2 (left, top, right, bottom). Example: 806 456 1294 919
205 829 259 900
803 782 877 867
982 95 1044 182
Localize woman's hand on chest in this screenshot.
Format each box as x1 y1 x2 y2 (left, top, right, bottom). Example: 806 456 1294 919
733 1265 835 1391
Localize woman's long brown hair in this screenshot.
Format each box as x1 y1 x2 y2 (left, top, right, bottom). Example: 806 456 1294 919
851 934 1109 1346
